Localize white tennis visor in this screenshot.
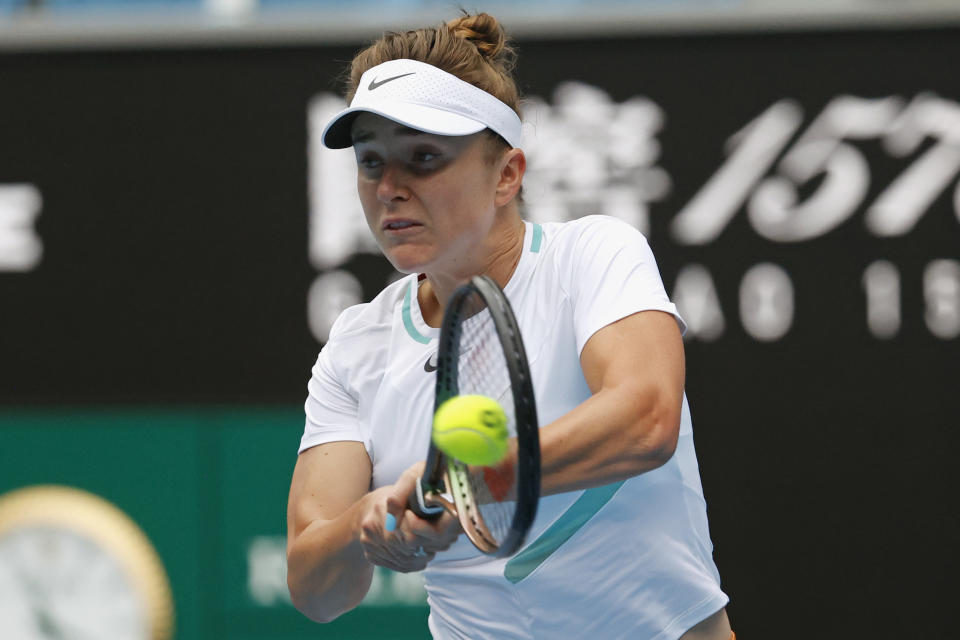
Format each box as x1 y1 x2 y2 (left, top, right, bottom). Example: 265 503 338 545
321 59 523 149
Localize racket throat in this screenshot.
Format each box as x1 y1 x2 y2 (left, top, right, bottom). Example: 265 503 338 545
444 460 499 555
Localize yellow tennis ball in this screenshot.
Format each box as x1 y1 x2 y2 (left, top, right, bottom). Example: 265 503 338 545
432 395 509 466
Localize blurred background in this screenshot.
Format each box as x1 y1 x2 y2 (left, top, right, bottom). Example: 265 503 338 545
1 0 959 638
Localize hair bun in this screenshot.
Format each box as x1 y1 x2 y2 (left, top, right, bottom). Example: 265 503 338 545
447 12 508 61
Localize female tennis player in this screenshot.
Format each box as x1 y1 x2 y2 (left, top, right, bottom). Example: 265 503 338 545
286 12 733 640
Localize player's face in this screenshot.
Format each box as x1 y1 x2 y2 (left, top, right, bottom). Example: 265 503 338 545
350 113 503 276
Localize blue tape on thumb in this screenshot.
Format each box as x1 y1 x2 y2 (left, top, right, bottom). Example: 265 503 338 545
385 513 397 532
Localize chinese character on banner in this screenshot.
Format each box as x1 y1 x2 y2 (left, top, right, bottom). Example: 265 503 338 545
521 82 671 236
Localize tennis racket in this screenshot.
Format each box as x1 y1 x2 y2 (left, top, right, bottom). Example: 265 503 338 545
409 275 540 557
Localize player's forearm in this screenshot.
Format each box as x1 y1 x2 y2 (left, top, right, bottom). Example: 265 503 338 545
287 502 374 623
537 381 681 495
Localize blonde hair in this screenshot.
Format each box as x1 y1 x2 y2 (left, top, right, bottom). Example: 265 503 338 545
346 12 522 121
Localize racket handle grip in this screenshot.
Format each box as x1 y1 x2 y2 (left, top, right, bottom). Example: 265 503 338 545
409 478 444 519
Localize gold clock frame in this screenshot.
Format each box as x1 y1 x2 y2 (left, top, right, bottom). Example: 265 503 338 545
0 485 174 640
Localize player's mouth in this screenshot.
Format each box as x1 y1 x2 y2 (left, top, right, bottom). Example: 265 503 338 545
382 218 423 234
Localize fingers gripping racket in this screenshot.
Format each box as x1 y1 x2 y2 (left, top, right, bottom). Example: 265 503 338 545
410 275 540 557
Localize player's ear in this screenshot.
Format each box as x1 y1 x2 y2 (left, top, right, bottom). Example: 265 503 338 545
494 148 526 207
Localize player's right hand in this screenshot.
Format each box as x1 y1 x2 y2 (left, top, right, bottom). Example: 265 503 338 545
357 463 462 572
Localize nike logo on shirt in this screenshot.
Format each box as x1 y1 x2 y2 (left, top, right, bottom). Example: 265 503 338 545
424 353 438 373
368 72 415 91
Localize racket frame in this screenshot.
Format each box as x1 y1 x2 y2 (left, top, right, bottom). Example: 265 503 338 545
411 275 540 557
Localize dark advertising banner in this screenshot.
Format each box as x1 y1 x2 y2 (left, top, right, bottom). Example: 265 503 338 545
2 26 959 638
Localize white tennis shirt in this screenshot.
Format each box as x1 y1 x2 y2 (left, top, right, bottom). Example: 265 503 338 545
300 215 728 639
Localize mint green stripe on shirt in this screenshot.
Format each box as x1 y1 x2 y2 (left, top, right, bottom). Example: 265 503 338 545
503 480 625 584
530 222 543 253
402 280 432 344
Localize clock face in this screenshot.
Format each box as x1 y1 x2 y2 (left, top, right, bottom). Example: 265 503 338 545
0 526 149 640
0 486 173 640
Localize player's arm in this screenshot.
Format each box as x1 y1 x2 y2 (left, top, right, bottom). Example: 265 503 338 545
286 441 376 622
286 442 460 622
536 309 685 495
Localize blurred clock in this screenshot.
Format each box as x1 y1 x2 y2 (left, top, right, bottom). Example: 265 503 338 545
0 485 173 640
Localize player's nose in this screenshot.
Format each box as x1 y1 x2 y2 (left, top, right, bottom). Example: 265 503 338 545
377 163 410 204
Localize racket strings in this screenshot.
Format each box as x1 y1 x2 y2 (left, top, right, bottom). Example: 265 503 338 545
455 291 519 548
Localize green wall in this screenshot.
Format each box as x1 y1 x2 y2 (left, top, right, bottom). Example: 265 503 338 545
0 408 430 640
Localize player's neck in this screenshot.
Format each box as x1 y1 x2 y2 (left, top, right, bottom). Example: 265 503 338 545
418 215 525 327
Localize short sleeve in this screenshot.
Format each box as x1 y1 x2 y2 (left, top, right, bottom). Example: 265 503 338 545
563 216 685 355
299 316 364 454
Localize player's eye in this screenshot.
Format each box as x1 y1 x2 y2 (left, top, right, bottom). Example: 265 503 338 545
356 152 383 173
412 150 439 163
408 147 448 175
